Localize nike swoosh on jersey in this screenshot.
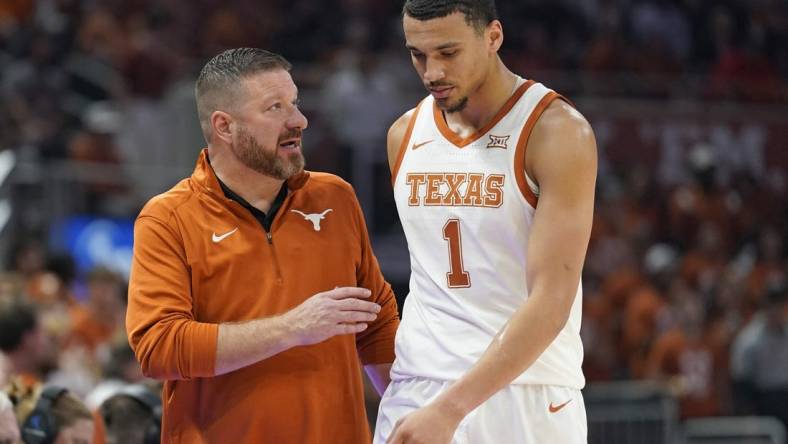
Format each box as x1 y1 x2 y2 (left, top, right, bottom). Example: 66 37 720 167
411 140 433 150
548 399 572 413
212 228 238 243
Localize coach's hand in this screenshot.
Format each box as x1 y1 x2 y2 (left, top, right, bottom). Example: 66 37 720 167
387 403 462 444
285 287 380 346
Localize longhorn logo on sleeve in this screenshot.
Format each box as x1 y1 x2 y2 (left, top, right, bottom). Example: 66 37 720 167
290 209 333 231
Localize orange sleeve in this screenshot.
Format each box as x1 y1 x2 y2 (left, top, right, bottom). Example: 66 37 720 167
127 215 218 380
349 189 400 365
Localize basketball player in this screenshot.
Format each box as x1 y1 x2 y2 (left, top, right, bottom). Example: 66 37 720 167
375 1 597 443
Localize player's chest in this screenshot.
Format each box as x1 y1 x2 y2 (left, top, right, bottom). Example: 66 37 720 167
397 146 514 210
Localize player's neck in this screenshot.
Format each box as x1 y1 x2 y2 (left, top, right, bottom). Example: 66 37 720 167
208 147 284 213
445 59 518 133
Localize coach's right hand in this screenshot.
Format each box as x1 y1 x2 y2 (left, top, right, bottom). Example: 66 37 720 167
285 287 380 346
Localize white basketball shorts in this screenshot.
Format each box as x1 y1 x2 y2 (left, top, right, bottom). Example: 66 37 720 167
374 377 587 444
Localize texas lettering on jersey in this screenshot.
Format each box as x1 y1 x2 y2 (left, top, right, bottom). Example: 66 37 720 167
405 172 505 208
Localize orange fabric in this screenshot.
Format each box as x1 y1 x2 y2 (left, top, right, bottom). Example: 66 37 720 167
390 100 425 187
433 80 535 147
513 90 559 207
127 150 400 443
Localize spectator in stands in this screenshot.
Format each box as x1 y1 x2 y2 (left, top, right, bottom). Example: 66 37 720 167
645 295 725 417
0 298 55 384
99 384 161 444
0 391 20 444
730 280 788 427
10 382 94 444
68 267 125 353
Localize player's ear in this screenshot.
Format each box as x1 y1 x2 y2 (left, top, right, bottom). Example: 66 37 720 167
487 20 503 53
211 110 234 145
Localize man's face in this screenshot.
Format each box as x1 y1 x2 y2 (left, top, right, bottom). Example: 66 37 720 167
230 69 308 180
403 11 492 113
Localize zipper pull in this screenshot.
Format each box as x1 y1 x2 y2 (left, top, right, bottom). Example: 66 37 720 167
266 232 273 244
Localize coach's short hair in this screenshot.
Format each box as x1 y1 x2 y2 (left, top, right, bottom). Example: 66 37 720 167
403 0 498 32
195 48 292 141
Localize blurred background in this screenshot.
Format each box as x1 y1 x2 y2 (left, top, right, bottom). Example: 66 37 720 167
0 0 786 443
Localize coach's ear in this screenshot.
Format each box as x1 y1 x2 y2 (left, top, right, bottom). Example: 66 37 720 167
211 110 234 145
487 20 503 53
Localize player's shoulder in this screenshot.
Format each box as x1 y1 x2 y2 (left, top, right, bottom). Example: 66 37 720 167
534 97 593 140
530 98 596 160
536 98 591 136
387 103 425 168
524 95 597 184
388 106 419 144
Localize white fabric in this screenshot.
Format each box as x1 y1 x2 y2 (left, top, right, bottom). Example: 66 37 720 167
374 377 587 444
390 78 585 388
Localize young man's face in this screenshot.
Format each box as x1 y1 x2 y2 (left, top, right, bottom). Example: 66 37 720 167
229 69 308 180
403 11 495 113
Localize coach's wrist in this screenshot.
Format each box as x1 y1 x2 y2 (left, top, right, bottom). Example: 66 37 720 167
277 311 303 349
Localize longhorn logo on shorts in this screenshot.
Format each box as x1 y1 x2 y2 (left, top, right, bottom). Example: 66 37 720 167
291 209 333 231
487 134 510 149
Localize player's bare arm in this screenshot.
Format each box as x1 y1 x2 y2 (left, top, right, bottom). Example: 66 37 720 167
388 100 597 443
387 108 417 175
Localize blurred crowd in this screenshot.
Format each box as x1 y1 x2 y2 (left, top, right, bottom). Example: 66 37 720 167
0 245 161 442
0 0 786 211
583 144 787 423
0 0 787 441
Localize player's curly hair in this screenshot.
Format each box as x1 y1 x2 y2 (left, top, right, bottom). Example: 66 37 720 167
403 0 498 32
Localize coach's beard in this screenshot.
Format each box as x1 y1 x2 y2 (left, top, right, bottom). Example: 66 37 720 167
235 126 305 180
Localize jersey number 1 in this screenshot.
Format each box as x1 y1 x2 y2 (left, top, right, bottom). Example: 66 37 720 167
443 219 471 288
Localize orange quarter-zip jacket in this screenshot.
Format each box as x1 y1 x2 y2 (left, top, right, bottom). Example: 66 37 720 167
127 150 399 443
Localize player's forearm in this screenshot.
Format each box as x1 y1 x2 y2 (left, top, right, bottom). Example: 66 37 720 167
432 290 570 420
215 313 298 376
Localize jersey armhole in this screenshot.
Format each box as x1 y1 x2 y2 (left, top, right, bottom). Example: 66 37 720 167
514 92 566 208
390 100 424 187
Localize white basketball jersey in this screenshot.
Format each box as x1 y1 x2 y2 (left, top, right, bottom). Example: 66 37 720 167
390 78 585 389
